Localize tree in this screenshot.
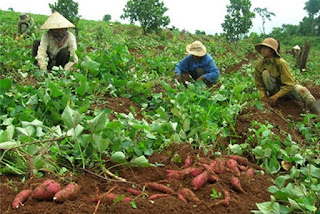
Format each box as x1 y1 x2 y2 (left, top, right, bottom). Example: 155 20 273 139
103 14 111 22
49 0 80 26
254 7 275 35
221 0 255 46
303 0 320 35
121 0 170 34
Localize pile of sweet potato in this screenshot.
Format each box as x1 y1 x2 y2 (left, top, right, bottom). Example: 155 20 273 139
92 154 256 206
12 179 80 209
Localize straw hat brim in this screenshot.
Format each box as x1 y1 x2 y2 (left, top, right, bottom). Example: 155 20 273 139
186 44 207 57
40 11 75 30
255 43 280 57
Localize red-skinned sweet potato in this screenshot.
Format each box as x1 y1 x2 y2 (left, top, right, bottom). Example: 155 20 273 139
230 176 246 193
149 193 170 200
184 156 192 167
192 171 209 189
226 159 240 176
216 190 230 206
53 183 80 203
31 179 61 200
229 155 249 165
126 188 142 196
246 167 255 176
179 188 200 202
93 192 132 203
12 189 32 209
145 182 175 194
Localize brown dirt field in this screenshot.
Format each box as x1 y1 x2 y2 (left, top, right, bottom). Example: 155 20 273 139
1 143 273 214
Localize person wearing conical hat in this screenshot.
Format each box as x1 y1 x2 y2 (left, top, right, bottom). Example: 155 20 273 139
33 11 78 71
174 41 220 87
17 13 35 37
254 37 320 115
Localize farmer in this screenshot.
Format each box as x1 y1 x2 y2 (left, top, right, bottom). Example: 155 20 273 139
33 11 78 71
254 37 320 115
174 41 220 87
17 13 35 37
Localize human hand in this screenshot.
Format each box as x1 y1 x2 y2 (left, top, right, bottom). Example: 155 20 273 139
260 95 268 103
174 74 182 82
64 62 74 71
196 76 204 81
267 95 279 106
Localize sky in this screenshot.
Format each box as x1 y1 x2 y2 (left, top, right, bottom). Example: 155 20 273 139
0 0 309 35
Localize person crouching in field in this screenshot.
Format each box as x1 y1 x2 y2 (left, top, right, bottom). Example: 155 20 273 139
33 11 78 71
17 13 35 38
254 37 320 115
174 41 220 87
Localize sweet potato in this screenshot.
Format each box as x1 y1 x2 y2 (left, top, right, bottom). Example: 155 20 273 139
93 193 132 203
230 176 246 193
184 167 203 177
149 193 170 200
145 182 175 194
12 189 32 209
167 172 185 180
216 190 230 206
53 183 80 203
226 159 240 176
246 167 255 176
177 192 187 202
184 156 192 167
192 171 209 189
238 165 248 171
179 188 200 202
207 174 219 183
31 179 61 200
126 188 142 196
213 158 225 174
229 155 248 165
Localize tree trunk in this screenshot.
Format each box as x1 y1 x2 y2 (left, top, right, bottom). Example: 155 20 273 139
296 40 310 71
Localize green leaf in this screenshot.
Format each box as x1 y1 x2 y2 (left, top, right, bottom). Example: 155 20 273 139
93 134 110 153
61 105 83 129
301 164 320 179
26 94 38 105
111 151 127 163
0 141 18 150
0 78 12 90
211 188 217 199
48 82 63 98
0 125 14 142
87 111 108 134
131 155 151 167
274 175 290 187
81 56 100 75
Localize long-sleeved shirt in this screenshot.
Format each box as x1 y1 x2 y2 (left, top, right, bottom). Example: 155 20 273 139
254 57 298 98
36 31 78 70
175 54 220 83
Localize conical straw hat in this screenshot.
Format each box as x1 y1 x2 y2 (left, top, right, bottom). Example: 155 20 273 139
40 11 75 30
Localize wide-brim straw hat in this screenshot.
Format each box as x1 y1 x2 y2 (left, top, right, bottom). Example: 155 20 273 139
40 11 75 30
255 37 280 57
186 41 207 57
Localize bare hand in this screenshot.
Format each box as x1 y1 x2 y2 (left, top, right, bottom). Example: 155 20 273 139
267 95 279 106
196 76 204 81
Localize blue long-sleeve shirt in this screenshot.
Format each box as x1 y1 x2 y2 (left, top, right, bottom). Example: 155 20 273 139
175 54 220 83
